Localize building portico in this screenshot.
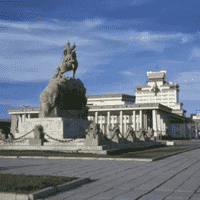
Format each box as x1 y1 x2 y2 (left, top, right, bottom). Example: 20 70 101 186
86 103 193 139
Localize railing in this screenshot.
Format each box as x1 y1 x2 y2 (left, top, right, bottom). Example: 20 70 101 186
0 129 86 144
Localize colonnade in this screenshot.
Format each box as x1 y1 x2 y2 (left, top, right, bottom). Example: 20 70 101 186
90 109 168 138
12 114 31 133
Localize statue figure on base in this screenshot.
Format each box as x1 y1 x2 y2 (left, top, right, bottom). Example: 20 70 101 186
39 41 88 119
56 41 78 78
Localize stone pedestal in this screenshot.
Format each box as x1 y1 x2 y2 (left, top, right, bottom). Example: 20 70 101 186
126 134 134 142
85 135 101 146
29 139 43 146
111 134 120 144
20 118 91 140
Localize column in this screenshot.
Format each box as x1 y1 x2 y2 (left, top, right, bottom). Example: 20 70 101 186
18 115 22 132
22 114 25 123
160 113 165 138
132 110 136 132
195 122 198 139
162 116 166 136
152 110 158 137
95 111 98 124
120 110 123 135
139 110 142 130
124 114 127 137
28 114 30 119
143 112 147 130
166 114 170 137
99 115 102 132
107 111 110 135
10 115 18 134
112 115 115 129
157 112 161 138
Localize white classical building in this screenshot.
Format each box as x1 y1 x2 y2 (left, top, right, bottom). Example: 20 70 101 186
8 70 196 139
136 70 186 116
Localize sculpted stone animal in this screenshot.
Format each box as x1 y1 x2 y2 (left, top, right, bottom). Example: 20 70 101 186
33 125 44 140
135 127 146 140
0 129 6 140
85 121 101 139
125 125 136 140
107 124 123 140
146 128 154 139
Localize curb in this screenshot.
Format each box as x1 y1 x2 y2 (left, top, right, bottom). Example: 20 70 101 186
0 146 200 162
0 156 153 161
0 177 90 200
152 146 200 161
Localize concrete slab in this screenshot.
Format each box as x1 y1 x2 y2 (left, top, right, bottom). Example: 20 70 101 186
111 189 153 200
137 190 173 200
165 191 194 200
1 147 200 200
190 193 200 200
92 187 130 199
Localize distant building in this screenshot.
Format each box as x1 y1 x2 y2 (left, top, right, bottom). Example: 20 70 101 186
136 70 186 116
8 70 196 139
191 114 200 138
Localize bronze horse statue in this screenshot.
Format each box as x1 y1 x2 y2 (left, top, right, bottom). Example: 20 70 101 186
57 41 78 78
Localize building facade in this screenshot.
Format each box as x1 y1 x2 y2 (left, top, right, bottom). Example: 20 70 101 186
8 70 195 139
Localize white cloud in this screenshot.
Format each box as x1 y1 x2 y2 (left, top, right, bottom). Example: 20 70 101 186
83 19 104 28
173 71 200 84
0 99 38 108
96 30 192 44
0 32 95 48
165 60 183 63
119 71 133 75
189 48 200 59
0 18 104 31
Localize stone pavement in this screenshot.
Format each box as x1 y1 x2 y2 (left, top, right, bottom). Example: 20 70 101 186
0 149 200 200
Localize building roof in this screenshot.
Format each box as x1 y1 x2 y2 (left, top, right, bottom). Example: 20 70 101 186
87 94 135 99
147 71 166 79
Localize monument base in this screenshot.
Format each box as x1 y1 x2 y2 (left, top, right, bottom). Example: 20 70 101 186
29 139 43 146
20 118 91 141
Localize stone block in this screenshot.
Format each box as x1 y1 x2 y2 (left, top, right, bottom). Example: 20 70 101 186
85 135 100 146
29 138 43 146
20 118 90 140
150 137 157 142
166 141 174 146
126 135 134 142
110 133 120 144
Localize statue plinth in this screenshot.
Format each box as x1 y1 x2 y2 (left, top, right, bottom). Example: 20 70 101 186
21 118 91 140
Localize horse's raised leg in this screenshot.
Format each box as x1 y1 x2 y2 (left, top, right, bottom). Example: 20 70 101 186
72 64 75 78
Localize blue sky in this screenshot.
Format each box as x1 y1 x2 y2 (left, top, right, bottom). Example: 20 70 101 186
0 0 200 119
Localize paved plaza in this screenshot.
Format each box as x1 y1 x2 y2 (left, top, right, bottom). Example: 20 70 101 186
1 148 200 200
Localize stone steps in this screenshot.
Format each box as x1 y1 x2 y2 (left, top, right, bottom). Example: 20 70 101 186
0 135 160 155
0 144 109 150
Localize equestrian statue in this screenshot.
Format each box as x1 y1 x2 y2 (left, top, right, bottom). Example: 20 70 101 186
53 41 78 79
